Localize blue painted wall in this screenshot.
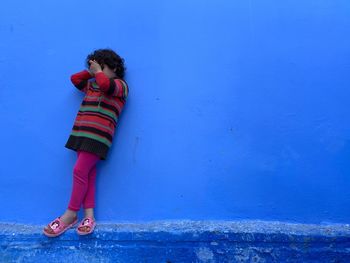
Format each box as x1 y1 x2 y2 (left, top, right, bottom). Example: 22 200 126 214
0 0 349 224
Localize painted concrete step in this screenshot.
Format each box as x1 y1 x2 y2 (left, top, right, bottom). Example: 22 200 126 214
1 220 350 262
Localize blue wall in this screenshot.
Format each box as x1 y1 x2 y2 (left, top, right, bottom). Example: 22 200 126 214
0 0 349 224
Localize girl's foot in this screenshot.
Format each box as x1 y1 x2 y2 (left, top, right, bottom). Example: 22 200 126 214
44 211 78 235
78 208 94 233
77 217 96 234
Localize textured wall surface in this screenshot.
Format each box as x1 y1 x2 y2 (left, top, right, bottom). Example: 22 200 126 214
1 221 350 262
0 0 350 225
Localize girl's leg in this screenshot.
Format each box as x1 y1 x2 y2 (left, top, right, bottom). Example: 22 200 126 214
80 165 97 230
44 150 100 234
82 165 97 210
67 150 100 212
79 162 98 233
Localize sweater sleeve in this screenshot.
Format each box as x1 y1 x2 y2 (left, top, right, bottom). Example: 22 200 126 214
95 72 129 98
70 70 93 93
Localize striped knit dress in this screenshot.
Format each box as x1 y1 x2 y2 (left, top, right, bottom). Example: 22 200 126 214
65 70 129 160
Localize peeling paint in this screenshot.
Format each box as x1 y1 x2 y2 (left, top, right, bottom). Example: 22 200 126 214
195 247 215 262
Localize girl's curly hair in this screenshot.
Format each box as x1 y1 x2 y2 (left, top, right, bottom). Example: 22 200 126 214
86 49 126 79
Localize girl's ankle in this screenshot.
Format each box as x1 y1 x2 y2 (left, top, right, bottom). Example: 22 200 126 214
84 208 94 218
66 209 78 215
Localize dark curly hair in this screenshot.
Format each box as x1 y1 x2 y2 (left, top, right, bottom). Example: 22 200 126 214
86 48 126 79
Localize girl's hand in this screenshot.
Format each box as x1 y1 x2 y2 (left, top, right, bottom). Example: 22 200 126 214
89 60 103 75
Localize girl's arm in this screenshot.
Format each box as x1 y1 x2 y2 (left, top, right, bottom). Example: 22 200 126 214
95 72 129 98
70 70 93 93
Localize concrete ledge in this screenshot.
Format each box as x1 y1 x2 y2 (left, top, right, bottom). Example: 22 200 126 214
1 220 350 262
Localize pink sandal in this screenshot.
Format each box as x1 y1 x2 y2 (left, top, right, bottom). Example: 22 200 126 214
76 217 96 235
43 216 78 237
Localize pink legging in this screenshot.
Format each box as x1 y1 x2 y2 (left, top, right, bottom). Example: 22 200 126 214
68 150 100 211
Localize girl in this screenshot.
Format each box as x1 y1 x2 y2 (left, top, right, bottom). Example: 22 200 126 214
43 49 129 237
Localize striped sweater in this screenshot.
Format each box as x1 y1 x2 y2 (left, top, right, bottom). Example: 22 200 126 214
65 70 129 160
